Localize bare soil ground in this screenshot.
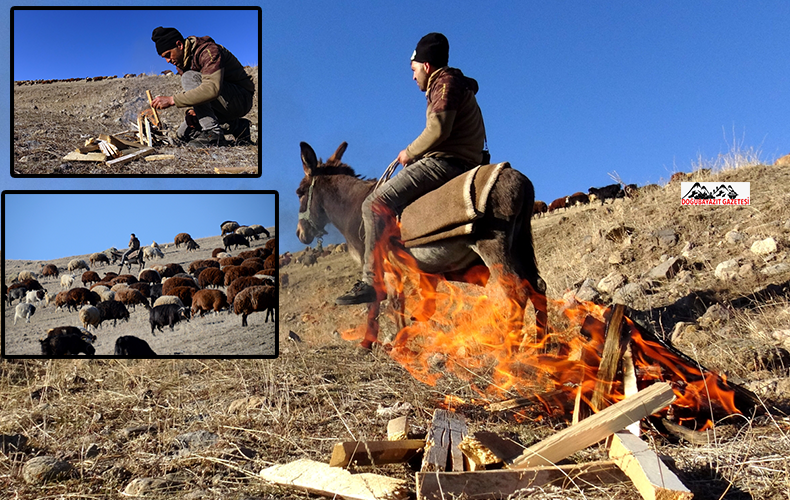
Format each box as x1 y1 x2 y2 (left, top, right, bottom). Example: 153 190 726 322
3 231 276 357
13 68 259 175
2 159 790 499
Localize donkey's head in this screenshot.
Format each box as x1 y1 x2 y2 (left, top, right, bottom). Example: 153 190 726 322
296 141 350 244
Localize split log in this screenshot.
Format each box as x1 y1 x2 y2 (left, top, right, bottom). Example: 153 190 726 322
458 431 524 469
137 115 144 144
510 382 676 469
145 90 161 127
105 147 155 167
259 458 409 500
387 416 408 441
214 166 258 174
98 133 131 151
144 154 176 161
63 151 106 162
590 304 631 412
145 117 153 147
329 439 425 468
422 409 467 472
608 431 693 500
416 460 628 500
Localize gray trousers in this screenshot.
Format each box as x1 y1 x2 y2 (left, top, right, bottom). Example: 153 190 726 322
361 156 471 284
176 70 254 139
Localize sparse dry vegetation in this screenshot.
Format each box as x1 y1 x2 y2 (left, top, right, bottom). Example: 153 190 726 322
3 151 790 498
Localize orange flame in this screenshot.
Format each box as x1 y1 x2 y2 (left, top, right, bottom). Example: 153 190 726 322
361 219 741 428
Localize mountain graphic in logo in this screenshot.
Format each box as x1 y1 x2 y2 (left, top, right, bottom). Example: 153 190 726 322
682 182 739 200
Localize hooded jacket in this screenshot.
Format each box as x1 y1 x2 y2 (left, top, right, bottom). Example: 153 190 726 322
405 67 486 167
173 35 255 108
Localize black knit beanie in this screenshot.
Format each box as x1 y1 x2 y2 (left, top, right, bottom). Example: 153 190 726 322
151 26 184 55
411 32 449 67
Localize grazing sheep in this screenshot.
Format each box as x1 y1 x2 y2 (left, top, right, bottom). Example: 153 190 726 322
533 200 548 218
102 272 119 282
174 233 193 248
67 259 90 272
153 295 184 308
187 259 219 274
235 226 256 240
588 183 624 205
138 269 161 284
220 220 240 235
143 246 165 260
185 239 200 252
115 288 151 311
104 247 119 263
25 290 45 305
65 288 101 311
223 265 257 287
211 248 225 258
15 278 43 292
198 267 225 289
223 233 250 252
41 264 59 278
566 191 590 207
165 286 195 308
227 276 267 306
18 270 37 281
240 257 266 273
7 286 28 306
219 256 244 267
234 285 276 326
237 249 259 260
279 253 292 267
264 238 276 251
96 300 130 326
114 336 156 356
149 304 190 334
161 263 185 278
89 252 110 267
81 271 101 287
161 276 199 295
128 282 151 298
79 305 102 330
54 291 69 310
61 274 75 289
249 224 270 239
40 327 96 356
191 289 229 317
264 254 276 270
548 196 568 213
110 275 138 286
13 303 36 324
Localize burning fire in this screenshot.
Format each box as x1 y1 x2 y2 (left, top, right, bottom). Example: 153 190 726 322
340 224 741 429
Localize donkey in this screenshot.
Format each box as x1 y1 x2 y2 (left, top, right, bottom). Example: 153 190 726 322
118 249 145 273
297 141 548 348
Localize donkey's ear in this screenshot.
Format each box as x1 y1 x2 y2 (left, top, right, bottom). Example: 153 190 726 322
300 142 317 175
326 141 348 166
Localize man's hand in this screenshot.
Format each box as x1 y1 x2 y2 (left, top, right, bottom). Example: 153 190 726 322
151 95 176 109
397 149 415 167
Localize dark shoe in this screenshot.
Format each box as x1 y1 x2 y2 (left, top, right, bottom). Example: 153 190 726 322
225 118 252 145
336 281 378 305
187 129 228 148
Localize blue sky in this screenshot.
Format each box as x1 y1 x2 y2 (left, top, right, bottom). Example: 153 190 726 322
2 192 276 260
3 1 790 257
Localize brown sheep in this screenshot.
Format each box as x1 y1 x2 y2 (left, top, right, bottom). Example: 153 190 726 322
187 259 220 274
237 249 259 260
161 263 185 278
81 271 101 287
191 289 229 317
165 286 195 307
41 264 59 278
162 276 199 295
532 200 548 218
219 256 244 267
128 282 152 298
240 257 266 272
264 254 276 270
211 248 225 258
115 288 150 311
227 276 266 305
198 268 225 289
233 285 276 326
110 275 138 286
64 287 101 311
264 239 276 252
223 265 257 287
174 232 192 248
54 290 69 310
138 269 161 284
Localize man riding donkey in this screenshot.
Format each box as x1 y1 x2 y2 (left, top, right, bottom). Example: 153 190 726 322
120 233 141 268
150 27 255 147
336 32 489 306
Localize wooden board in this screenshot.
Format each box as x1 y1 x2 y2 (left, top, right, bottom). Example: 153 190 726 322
98 133 131 151
329 439 425 468
105 147 155 167
387 416 408 441
416 460 628 500
259 458 409 500
214 166 258 174
510 382 676 469
63 151 106 162
144 154 176 162
458 431 525 468
590 304 630 412
422 409 467 472
609 431 693 500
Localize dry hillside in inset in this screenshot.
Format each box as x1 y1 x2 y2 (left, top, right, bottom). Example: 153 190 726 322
2 160 790 499
13 68 259 175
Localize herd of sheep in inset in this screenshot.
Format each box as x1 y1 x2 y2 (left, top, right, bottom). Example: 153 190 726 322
4 220 276 357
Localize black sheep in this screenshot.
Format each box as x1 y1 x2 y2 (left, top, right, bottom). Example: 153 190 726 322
96 300 130 326
114 336 157 356
40 327 96 356
149 304 190 334
223 233 250 252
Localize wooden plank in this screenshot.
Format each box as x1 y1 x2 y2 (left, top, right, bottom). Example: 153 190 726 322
137 115 144 144
387 416 408 441
105 146 155 167
458 431 524 469
144 154 176 162
214 166 258 174
98 133 131 151
590 304 631 412
63 151 106 162
609 431 693 500
146 90 161 127
416 460 628 500
145 117 153 147
510 382 676 469
329 439 425 468
77 143 101 154
422 409 467 472
259 458 409 500
622 345 640 436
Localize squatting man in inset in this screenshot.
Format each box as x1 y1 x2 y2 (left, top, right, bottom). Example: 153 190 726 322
149 27 255 147
335 32 487 305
